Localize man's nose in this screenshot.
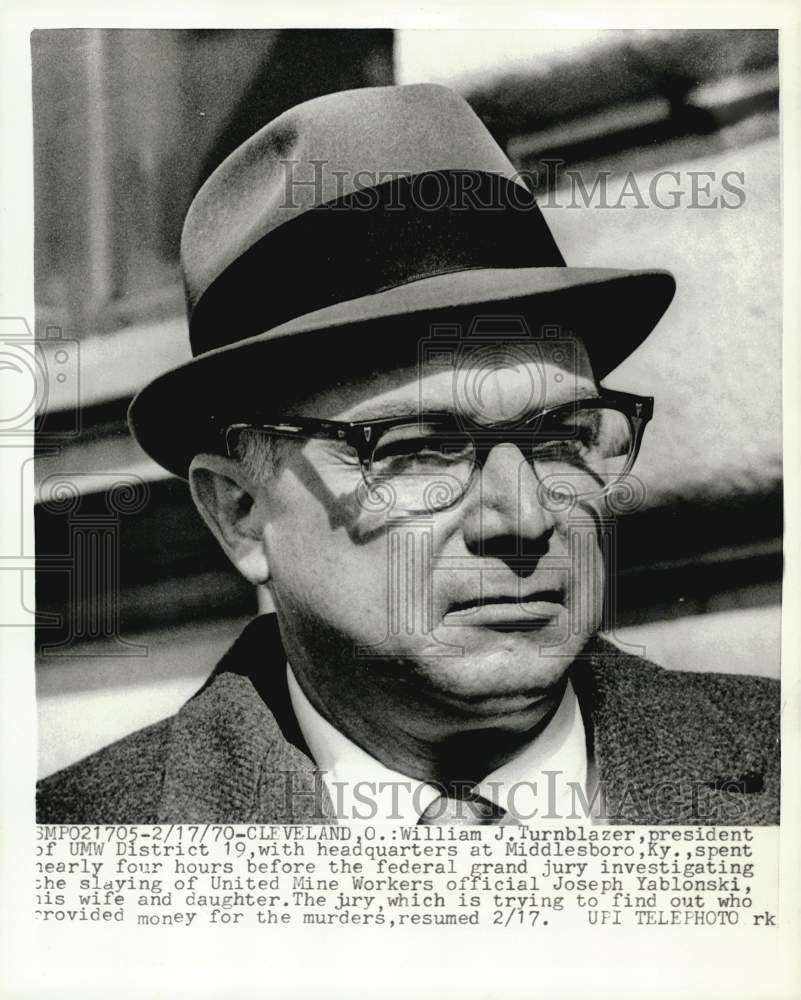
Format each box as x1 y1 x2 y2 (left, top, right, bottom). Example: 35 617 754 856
460 442 556 571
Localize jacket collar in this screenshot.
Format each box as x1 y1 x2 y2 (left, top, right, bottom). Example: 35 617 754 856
158 614 335 824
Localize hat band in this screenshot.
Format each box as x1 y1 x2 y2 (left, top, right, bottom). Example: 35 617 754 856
188 170 565 356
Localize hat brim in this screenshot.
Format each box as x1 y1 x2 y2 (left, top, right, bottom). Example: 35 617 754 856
129 265 676 479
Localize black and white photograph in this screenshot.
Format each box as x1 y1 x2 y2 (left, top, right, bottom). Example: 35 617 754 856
1 8 799 999
32 26 782 824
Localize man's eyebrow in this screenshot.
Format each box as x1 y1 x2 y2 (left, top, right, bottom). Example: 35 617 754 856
344 398 429 422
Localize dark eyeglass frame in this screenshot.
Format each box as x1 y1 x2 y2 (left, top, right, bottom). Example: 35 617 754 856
222 388 653 504
220 389 654 454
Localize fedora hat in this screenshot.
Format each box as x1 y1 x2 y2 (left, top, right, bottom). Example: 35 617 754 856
129 83 675 478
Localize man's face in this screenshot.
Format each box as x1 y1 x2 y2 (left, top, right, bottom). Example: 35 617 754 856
253 335 605 738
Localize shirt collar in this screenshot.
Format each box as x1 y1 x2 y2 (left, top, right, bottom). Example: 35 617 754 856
287 663 587 824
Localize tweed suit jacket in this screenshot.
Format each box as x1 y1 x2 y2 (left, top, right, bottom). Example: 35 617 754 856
37 614 780 825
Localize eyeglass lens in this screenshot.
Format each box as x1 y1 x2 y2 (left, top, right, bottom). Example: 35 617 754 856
367 407 635 512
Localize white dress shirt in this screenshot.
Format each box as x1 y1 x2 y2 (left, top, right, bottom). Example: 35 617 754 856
287 663 590 824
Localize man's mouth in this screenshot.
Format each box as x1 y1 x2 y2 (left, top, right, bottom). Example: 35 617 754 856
442 590 566 630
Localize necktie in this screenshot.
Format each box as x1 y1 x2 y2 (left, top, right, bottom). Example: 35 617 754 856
417 791 520 825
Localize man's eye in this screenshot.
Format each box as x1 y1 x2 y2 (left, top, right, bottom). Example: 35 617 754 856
314 438 360 465
372 430 472 472
374 437 428 460
377 439 451 461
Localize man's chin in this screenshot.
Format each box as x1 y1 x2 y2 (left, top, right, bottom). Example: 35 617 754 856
412 638 583 722
443 620 590 672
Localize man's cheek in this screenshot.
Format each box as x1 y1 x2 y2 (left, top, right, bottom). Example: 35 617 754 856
279 549 391 638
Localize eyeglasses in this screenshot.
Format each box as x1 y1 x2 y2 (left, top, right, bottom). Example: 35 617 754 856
222 389 653 514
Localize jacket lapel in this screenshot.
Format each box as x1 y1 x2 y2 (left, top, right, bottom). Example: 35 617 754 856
574 637 777 824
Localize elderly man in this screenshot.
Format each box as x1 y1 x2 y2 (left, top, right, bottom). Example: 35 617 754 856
37 84 779 825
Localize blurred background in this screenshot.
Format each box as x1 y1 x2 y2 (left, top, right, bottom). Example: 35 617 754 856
32 28 781 777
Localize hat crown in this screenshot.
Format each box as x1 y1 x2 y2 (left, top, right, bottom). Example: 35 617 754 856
181 84 526 317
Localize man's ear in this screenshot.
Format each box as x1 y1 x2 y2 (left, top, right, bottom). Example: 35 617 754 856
188 453 270 586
